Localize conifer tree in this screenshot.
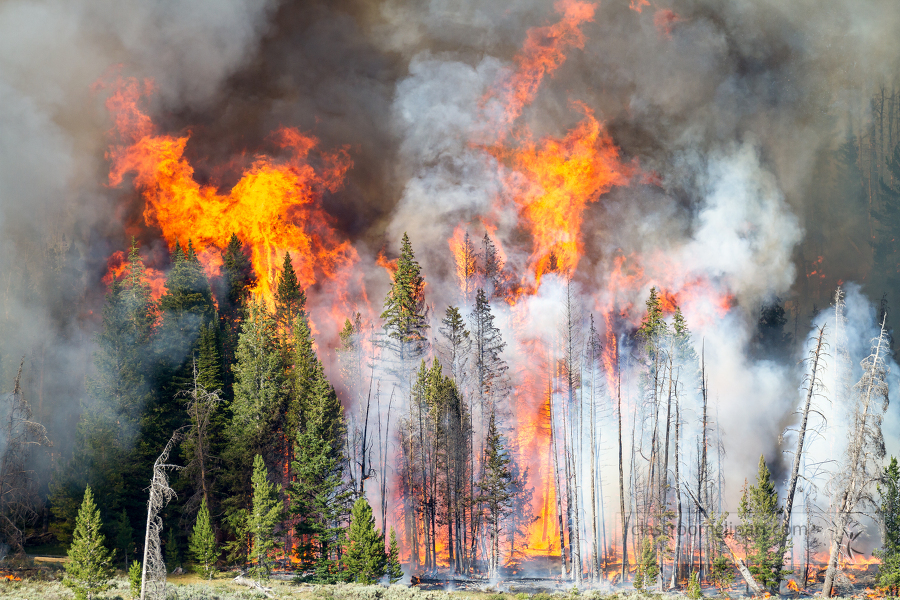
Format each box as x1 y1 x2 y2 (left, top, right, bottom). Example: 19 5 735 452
115 508 134 569
470 288 509 417
229 301 286 459
344 496 387 584
218 233 255 398
634 537 659 592
481 232 504 300
189 498 218 579
438 305 471 388
274 252 306 340
64 486 114 600
290 416 352 580
249 454 282 582
387 527 403 584
165 528 180 571
380 233 429 369
480 410 514 579
739 456 786 590
877 457 900 595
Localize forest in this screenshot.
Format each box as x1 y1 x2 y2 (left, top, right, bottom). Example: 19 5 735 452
3 0 900 598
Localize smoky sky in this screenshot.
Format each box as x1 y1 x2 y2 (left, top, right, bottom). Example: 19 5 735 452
2 0 900 528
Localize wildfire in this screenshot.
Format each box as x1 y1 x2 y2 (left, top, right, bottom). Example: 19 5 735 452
102 249 166 299
103 76 358 308
487 103 634 284
787 579 800 593
486 0 597 133
1 573 21 581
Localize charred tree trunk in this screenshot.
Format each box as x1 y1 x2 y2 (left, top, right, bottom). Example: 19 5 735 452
775 325 826 590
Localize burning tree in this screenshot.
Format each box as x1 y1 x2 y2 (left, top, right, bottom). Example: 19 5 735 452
480 410 515 580
822 317 891 597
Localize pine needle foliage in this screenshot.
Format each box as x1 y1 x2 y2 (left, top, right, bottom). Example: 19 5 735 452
64 486 114 600
633 537 658 592
387 527 403 584
876 456 900 595
189 498 218 579
344 496 387 584
249 454 282 582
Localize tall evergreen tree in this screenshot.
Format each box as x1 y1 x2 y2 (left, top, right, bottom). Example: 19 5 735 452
218 233 255 399
481 233 504 301
249 454 282 582
114 508 134 570
64 486 114 600
470 288 509 416
344 496 387 584
51 239 156 542
480 410 515 580
380 233 429 372
274 252 306 340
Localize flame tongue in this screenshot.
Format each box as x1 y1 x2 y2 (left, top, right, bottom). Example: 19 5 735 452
104 77 356 304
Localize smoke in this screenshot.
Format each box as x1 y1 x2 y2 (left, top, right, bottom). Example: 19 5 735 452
0 0 277 453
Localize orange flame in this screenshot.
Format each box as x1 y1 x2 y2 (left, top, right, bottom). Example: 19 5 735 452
376 251 398 282
786 579 800 593
102 249 167 300
103 77 357 308
487 0 597 133
629 0 650 13
653 9 684 38
487 104 634 284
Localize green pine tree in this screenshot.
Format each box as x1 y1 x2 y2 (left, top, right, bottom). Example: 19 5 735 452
634 536 659 592
687 570 702 600
344 496 387 584
480 410 515 579
380 233 429 364
64 486 114 600
740 455 787 590
274 252 306 339
128 560 142 600
876 456 900 595
249 454 282 582
165 528 180 571
218 233 256 400
189 498 218 579
387 527 403 584
114 508 134 570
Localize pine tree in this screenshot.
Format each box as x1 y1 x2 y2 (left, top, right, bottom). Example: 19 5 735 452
290 417 352 580
470 288 509 413
218 233 255 399
64 486 114 600
229 301 286 460
740 456 786 590
249 454 282 582
387 527 403 584
634 537 659 592
481 232 504 300
128 560 142 600
189 498 218 579
438 305 471 388
115 508 134 569
344 496 387 584
480 410 515 579
380 233 429 369
876 457 900 594
165 528 180 572
274 252 306 340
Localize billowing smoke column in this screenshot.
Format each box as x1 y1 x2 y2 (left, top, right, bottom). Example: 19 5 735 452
2 0 900 581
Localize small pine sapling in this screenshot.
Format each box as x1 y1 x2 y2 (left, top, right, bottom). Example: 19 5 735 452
128 560 142 600
687 570 702 600
633 537 658 592
387 527 403 584
165 528 180 572
189 498 218 579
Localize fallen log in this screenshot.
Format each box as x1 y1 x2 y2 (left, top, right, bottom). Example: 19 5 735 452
233 575 276 598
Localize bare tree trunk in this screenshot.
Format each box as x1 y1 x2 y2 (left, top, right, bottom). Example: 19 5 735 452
775 325 826 590
617 360 628 583
550 382 568 577
670 385 682 589
141 430 183 600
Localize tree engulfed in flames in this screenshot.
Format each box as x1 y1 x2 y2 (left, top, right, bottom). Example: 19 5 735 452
104 77 358 306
